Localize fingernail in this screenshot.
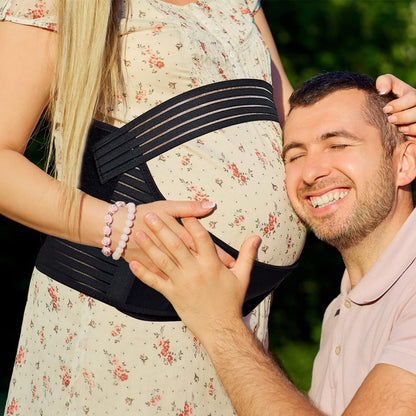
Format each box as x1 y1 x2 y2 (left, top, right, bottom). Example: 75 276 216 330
145 212 158 225
130 262 138 273
399 126 409 133
383 105 393 114
252 236 261 248
388 115 397 123
201 200 216 209
134 230 147 242
378 89 387 96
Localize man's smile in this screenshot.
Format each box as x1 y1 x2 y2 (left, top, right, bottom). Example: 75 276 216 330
308 189 350 209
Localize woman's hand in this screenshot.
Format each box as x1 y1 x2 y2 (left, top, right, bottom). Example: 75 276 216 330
376 74 416 137
129 213 260 343
112 200 236 275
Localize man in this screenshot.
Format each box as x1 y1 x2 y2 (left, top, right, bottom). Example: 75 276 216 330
130 72 416 415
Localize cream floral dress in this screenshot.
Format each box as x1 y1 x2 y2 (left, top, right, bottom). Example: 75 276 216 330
1 0 305 414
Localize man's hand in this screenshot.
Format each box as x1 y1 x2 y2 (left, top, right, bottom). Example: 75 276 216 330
121 200 236 276
129 212 259 344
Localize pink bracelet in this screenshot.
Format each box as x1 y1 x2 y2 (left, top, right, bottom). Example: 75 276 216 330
101 201 126 257
112 202 136 261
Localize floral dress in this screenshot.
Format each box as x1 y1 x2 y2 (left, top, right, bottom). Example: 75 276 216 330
1 0 306 415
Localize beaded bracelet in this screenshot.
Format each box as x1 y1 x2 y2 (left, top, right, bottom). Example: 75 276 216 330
112 202 137 261
101 201 126 257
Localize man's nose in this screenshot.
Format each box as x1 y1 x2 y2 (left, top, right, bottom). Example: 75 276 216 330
301 152 331 185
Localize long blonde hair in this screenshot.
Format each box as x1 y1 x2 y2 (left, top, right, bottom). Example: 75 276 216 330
48 0 124 230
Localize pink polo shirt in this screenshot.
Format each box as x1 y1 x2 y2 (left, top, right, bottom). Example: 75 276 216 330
308 208 416 416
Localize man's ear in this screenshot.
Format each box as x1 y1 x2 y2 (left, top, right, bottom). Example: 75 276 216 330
397 141 416 187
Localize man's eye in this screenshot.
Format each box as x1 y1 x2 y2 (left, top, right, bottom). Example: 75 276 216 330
284 153 304 164
330 144 349 150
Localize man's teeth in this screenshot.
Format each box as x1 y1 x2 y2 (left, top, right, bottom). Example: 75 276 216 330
310 191 348 208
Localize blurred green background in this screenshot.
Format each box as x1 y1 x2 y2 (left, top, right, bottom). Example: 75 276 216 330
1 0 416 411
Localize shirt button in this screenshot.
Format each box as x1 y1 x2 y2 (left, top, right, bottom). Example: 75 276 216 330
344 299 352 309
335 345 341 355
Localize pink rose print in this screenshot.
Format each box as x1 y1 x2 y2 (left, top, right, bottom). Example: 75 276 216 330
65 333 74 345
32 383 37 400
144 49 165 72
196 2 212 16
6 398 18 415
187 184 209 202
158 339 174 365
135 88 147 102
255 150 268 166
199 40 208 54
193 337 201 356
112 358 129 383
83 371 96 392
30 1 47 19
226 163 250 185
15 347 25 365
152 24 163 33
43 374 50 393
178 402 194 416
181 155 191 166
239 6 251 15
206 380 214 396
48 284 59 310
148 394 162 407
257 213 279 238
79 293 95 308
263 213 278 237
61 365 71 388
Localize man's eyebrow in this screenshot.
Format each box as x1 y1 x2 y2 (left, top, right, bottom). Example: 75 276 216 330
282 130 362 159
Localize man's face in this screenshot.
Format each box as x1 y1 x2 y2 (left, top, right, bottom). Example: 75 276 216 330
283 89 396 250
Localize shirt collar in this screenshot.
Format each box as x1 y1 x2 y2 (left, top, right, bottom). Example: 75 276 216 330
340 208 416 305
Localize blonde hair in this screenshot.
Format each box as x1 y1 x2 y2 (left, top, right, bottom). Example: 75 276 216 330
48 0 124 231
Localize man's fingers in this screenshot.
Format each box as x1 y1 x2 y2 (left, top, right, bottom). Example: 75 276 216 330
134 229 180 277
232 235 261 288
216 246 236 269
143 212 197 266
182 217 218 257
129 260 168 295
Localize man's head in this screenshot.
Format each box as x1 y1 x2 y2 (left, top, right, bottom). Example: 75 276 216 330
283 71 415 251
288 71 405 157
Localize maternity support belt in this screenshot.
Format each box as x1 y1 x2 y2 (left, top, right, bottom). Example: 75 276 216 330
35 79 297 321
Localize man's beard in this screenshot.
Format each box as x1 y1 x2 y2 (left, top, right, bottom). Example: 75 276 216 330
295 158 395 250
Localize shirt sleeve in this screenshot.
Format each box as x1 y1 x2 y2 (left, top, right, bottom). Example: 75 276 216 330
0 0 57 31
245 0 261 14
378 293 416 375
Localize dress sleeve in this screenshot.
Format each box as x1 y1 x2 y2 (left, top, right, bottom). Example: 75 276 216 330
378 293 416 375
0 0 57 31
245 0 261 14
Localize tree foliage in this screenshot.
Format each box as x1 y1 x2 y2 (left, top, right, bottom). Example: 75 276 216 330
265 0 416 87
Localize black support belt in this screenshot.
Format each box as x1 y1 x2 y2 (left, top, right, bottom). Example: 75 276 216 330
35 79 297 321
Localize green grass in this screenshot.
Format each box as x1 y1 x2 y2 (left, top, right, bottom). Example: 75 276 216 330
272 341 319 393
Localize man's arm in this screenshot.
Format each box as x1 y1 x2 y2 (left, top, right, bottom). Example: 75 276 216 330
200 316 322 416
129 214 416 416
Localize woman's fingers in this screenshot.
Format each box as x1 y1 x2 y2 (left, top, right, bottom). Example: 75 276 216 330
376 74 416 136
